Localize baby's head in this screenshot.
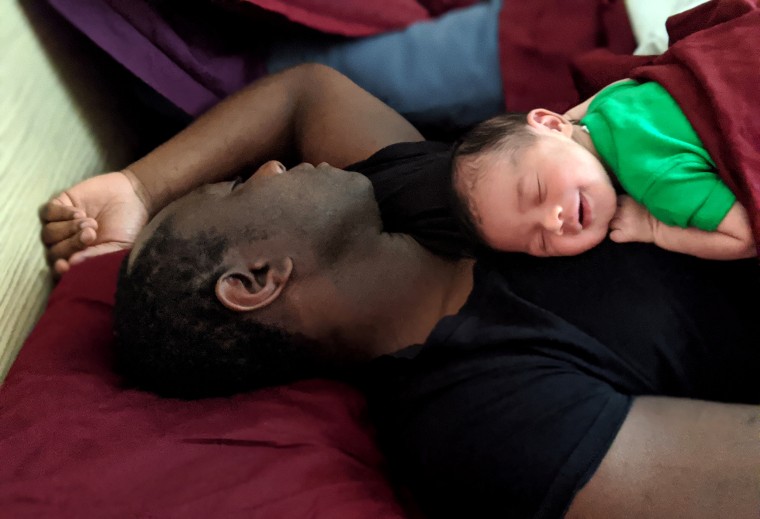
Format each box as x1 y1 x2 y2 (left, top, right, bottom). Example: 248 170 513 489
451 110 617 257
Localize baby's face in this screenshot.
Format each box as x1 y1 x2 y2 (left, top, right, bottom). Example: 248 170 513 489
466 133 617 256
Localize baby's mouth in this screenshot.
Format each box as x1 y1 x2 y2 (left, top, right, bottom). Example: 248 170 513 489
578 193 591 229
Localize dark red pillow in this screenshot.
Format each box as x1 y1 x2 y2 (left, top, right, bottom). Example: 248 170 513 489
0 251 408 518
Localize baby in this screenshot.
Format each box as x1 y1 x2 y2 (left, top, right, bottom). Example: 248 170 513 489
450 79 755 260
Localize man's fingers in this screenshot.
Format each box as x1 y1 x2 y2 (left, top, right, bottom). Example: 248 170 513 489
40 218 97 246
39 200 84 223
53 258 71 277
45 229 97 266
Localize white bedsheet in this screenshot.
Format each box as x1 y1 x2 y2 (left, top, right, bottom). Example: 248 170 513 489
626 0 710 55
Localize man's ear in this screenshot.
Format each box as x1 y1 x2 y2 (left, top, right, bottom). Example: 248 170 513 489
526 108 574 137
215 257 294 312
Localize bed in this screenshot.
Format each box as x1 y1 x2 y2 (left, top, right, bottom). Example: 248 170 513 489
0 0 635 516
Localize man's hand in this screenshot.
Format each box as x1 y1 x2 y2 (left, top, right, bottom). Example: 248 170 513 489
609 195 655 244
40 171 150 277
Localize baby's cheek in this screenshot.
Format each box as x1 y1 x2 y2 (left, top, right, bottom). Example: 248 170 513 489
552 232 604 257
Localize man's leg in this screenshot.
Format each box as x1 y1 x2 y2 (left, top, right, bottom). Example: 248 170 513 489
267 0 503 129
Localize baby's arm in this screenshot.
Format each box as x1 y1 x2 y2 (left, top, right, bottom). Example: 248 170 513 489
610 195 755 260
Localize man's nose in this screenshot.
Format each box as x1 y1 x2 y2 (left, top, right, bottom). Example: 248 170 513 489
252 160 286 179
542 205 564 235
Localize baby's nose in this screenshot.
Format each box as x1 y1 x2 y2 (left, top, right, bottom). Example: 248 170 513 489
542 205 564 235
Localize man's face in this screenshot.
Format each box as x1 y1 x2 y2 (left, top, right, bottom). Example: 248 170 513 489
131 161 381 265
466 134 617 257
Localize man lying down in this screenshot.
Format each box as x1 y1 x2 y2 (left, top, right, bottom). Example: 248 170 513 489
41 64 760 518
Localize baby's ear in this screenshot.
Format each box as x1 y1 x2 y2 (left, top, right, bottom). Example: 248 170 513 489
527 109 573 137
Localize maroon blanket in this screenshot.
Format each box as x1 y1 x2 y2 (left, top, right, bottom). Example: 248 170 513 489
573 0 760 252
498 0 635 113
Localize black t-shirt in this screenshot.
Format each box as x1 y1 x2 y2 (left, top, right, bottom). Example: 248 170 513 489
351 141 760 518
347 140 470 259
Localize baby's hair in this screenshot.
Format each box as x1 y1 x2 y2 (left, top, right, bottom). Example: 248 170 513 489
452 112 534 162
450 113 533 245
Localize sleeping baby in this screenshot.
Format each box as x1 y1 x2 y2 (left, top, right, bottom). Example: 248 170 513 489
450 78 755 260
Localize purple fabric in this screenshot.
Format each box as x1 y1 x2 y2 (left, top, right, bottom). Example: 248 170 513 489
48 0 267 116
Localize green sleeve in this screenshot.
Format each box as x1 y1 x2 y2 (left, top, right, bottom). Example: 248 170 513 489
640 158 736 231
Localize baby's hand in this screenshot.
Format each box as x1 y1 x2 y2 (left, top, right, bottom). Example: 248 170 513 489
609 195 655 244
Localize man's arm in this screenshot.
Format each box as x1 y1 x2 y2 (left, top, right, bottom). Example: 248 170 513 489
566 396 760 518
124 62 424 217
41 63 423 272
